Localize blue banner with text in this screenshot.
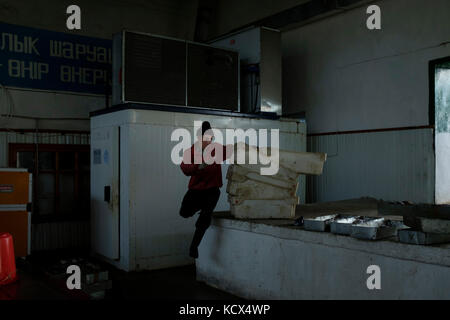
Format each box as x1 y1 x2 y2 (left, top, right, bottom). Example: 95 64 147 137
0 22 112 95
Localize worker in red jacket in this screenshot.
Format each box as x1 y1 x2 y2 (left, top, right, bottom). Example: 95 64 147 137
180 121 234 259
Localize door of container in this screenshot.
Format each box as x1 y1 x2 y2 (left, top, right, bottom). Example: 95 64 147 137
91 126 120 260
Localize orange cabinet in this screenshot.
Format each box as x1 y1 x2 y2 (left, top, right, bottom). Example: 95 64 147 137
0 169 32 257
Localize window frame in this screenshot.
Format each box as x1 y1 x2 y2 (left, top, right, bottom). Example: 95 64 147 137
8 143 90 223
429 56 450 128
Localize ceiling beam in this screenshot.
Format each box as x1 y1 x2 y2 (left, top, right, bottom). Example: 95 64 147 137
208 0 373 42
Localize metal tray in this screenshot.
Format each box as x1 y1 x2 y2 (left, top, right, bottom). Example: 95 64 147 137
350 218 406 240
330 216 362 235
304 214 339 232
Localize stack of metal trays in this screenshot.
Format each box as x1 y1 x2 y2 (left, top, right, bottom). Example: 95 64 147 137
399 216 450 245
398 229 450 245
303 214 339 232
378 200 450 245
304 214 409 241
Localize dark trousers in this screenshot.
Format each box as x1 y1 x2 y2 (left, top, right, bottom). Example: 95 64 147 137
179 187 221 251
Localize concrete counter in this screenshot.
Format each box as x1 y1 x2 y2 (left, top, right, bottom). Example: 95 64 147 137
196 215 450 299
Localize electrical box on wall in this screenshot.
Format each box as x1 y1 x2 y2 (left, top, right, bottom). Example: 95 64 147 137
112 31 239 112
210 27 282 115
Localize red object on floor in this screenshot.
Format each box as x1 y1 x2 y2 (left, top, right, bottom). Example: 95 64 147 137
0 233 17 286
0 282 18 300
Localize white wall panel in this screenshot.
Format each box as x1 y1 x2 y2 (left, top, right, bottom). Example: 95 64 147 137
282 0 450 134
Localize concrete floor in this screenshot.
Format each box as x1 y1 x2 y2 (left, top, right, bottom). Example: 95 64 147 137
0 251 240 300
109 264 239 300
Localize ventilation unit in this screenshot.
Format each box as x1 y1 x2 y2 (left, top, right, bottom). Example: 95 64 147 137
112 31 239 112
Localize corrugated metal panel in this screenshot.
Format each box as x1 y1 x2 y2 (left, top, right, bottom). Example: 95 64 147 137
307 128 435 204
31 221 90 251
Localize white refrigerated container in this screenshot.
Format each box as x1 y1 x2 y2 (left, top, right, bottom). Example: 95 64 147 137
90 107 306 271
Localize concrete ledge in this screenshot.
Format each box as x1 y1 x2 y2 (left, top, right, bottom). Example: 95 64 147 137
211 217 450 267
196 217 450 299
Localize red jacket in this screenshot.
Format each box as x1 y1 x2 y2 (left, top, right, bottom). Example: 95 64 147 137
180 143 229 190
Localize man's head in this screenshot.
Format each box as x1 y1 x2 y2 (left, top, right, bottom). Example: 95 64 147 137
198 121 214 150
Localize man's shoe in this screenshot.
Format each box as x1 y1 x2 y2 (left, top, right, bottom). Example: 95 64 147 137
189 247 198 259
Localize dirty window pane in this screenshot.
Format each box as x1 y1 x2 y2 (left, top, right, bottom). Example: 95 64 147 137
79 173 90 214
37 173 54 195
37 173 55 215
80 173 90 199
38 152 55 170
17 151 34 171
58 174 74 214
79 152 90 171
59 152 75 170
